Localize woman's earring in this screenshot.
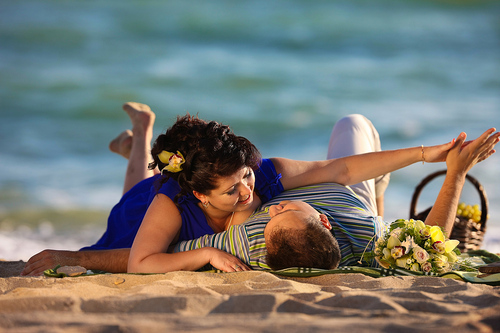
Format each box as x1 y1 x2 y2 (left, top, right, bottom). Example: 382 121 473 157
202 201 209 208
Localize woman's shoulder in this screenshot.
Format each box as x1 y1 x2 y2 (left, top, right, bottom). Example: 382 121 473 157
154 176 201 209
254 158 284 203
155 176 181 197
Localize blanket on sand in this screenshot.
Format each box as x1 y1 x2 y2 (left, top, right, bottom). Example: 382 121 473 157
43 250 500 286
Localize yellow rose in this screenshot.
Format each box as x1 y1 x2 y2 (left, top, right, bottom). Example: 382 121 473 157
430 226 445 243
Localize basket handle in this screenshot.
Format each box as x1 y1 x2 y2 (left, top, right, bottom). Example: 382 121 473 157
409 170 489 232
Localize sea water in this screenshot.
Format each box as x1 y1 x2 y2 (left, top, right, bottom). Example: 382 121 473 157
1 0 499 261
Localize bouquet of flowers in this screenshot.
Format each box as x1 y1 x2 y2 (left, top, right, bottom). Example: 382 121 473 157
373 219 461 274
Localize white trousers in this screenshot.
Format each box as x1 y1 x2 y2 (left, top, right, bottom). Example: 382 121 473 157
327 114 390 216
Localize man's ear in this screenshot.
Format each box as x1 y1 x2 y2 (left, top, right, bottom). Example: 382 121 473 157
319 214 332 230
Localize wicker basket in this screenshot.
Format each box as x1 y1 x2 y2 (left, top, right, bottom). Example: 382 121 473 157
409 170 489 252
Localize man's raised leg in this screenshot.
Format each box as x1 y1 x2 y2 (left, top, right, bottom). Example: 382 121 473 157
326 114 390 217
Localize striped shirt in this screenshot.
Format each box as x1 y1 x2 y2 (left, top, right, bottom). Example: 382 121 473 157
174 183 389 269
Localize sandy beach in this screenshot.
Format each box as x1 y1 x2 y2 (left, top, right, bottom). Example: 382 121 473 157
1 261 499 332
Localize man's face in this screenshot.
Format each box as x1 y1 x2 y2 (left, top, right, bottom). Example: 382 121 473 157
264 200 330 239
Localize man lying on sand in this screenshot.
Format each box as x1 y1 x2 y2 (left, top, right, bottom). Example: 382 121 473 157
174 182 382 271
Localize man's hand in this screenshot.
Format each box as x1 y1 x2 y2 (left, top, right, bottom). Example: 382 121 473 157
21 248 131 276
424 128 499 235
21 249 81 276
447 128 499 177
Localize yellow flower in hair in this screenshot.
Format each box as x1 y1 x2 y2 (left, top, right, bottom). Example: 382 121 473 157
158 150 185 173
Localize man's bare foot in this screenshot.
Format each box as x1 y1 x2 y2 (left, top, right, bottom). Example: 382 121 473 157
122 102 156 134
109 130 133 159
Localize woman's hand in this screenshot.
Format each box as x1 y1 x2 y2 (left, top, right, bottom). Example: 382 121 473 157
446 128 499 177
208 248 251 272
423 139 456 163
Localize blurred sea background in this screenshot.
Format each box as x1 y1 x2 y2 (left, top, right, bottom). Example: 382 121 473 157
1 0 499 261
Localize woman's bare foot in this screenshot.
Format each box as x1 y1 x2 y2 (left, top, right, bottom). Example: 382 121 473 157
119 102 157 194
109 130 133 159
122 102 156 135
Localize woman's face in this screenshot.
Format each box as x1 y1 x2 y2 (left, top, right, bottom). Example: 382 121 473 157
204 166 255 212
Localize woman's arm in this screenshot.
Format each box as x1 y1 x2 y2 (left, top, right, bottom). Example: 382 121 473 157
273 140 455 191
127 194 249 273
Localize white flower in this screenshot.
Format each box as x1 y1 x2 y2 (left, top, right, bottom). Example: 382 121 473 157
412 246 430 264
391 246 405 259
371 219 462 274
401 236 416 254
432 241 446 254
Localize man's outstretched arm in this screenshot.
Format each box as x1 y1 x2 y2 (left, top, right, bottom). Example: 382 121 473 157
20 248 131 276
425 129 499 236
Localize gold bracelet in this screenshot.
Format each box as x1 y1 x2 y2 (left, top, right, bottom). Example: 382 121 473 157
421 145 425 164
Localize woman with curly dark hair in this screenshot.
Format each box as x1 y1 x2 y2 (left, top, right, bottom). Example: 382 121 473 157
127 106 273 273
22 102 267 275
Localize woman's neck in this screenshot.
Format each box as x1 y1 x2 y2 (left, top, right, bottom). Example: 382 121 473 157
201 206 234 233
200 195 262 232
